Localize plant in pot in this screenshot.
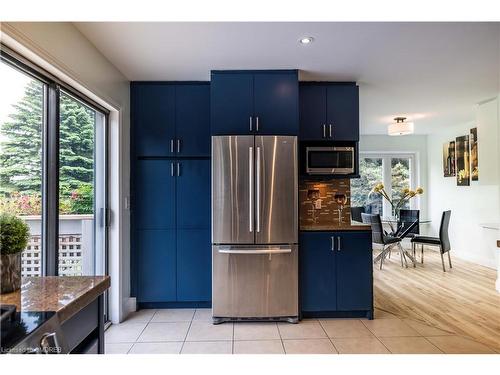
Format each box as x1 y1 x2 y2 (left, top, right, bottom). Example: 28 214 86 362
1 213 30 294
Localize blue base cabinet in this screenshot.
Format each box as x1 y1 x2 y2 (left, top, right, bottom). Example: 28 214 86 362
299 230 373 319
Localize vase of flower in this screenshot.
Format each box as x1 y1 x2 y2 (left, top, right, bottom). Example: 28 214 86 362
371 183 424 219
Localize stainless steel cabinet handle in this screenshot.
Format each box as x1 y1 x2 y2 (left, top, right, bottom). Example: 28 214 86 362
337 236 341 251
329 124 332 138
322 124 326 138
218 248 292 255
171 162 174 177
176 162 180 177
249 147 253 233
170 139 174 153
177 139 181 153
331 236 335 251
256 146 261 233
249 116 253 132
256 116 259 132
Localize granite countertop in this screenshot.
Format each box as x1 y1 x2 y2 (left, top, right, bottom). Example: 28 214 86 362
301 223 371 231
0 276 110 323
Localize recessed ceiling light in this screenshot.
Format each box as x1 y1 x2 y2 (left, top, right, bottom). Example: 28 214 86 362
299 37 314 45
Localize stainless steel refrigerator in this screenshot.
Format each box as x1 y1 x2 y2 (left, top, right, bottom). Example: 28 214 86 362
211 135 298 323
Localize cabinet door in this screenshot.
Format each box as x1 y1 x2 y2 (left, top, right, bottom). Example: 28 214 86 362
132 84 175 156
175 84 210 157
176 159 210 229
211 72 254 135
134 160 176 230
299 85 327 140
176 229 211 302
336 231 373 311
137 230 176 302
254 72 299 135
326 85 359 141
299 232 336 312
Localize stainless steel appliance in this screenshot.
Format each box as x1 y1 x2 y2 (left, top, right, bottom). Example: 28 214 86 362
305 145 355 175
211 135 298 324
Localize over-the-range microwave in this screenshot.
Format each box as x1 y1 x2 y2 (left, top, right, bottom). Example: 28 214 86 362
305 145 356 175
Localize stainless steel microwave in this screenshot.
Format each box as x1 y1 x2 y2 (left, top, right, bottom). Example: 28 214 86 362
305 146 355 175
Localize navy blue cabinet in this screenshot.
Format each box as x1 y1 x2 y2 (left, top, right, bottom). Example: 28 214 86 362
211 70 299 135
132 82 210 158
299 230 373 318
299 83 359 141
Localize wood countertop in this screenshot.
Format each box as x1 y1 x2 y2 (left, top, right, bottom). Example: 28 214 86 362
0 276 110 323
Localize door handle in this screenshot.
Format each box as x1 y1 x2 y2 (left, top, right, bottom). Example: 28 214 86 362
329 124 333 138
337 236 341 251
256 116 259 132
171 162 174 177
249 146 253 233
176 162 180 177
256 146 261 233
218 248 292 255
249 116 253 132
170 139 174 153
177 139 181 153
322 124 326 138
331 236 335 251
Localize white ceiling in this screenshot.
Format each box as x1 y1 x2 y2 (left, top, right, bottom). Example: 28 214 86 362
74 22 500 135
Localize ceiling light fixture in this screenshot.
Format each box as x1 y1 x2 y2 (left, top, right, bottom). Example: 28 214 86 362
299 37 314 45
388 117 414 136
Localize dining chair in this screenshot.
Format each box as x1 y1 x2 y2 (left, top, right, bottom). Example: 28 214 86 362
351 206 365 222
398 209 420 238
411 210 452 272
367 214 411 270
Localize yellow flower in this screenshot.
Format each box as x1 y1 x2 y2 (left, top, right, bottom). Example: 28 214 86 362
409 190 416 197
416 187 424 194
402 187 410 195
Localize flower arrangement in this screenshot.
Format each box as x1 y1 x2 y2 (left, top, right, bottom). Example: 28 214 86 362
371 183 424 216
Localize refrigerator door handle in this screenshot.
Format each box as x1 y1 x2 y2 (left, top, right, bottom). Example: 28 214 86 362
256 146 261 233
249 146 253 233
218 248 292 255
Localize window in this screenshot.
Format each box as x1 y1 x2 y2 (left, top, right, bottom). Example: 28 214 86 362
1 49 108 280
351 153 417 216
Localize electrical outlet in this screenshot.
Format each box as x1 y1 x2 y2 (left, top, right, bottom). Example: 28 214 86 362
315 199 322 209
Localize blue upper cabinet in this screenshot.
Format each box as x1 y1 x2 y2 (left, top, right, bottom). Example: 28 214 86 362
131 82 210 157
211 70 299 135
299 83 359 141
132 83 175 157
175 84 210 157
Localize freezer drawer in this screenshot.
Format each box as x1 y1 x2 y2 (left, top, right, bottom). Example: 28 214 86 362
212 245 298 320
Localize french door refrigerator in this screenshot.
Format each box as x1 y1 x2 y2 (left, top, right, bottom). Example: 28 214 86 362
211 135 298 323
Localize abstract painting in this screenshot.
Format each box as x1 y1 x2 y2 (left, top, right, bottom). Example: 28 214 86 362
456 135 470 186
470 127 478 181
443 141 456 177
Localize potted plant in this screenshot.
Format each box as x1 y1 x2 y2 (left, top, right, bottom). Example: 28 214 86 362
0 213 30 293
371 183 424 219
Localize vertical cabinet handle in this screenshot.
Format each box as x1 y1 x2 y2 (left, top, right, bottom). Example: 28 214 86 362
331 236 335 251
337 236 341 251
329 124 333 138
322 124 326 138
170 139 174 153
170 162 174 177
176 162 180 177
249 116 253 132
249 147 253 233
256 116 259 132
256 146 261 233
177 139 181 153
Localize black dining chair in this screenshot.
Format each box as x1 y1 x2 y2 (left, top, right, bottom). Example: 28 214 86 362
411 210 452 272
398 209 420 238
351 206 365 223
367 214 412 270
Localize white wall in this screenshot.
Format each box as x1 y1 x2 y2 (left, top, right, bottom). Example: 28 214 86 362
427 99 499 269
359 135 429 220
1 22 132 322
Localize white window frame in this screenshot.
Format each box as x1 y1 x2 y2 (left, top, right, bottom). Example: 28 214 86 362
359 151 420 216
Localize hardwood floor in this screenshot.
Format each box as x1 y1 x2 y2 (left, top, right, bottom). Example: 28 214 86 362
374 245 500 352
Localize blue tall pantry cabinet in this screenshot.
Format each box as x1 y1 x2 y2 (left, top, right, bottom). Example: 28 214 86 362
131 82 211 307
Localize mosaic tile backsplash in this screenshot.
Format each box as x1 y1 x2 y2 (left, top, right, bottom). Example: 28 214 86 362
299 179 351 229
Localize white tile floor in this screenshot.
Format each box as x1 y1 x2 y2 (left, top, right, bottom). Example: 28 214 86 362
105 308 497 354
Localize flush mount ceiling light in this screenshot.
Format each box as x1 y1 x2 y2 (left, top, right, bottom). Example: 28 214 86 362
388 117 414 136
299 37 314 45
